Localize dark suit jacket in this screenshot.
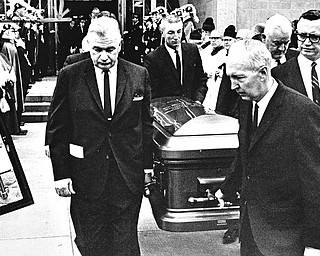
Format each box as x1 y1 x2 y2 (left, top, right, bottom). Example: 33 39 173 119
144 43 208 102
221 82 320 255
63 51 90 67
285 48 299 61
45 58 154 198
215 63 240 118
272 56 307 96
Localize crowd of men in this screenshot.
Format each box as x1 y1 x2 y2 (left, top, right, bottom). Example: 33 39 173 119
1 2 46 136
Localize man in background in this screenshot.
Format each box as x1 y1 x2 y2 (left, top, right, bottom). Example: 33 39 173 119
272 9 320 106
264 13 299 67
144 14 207 102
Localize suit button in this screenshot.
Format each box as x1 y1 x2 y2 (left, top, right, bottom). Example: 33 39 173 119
107 132 112 137
246 175 250 180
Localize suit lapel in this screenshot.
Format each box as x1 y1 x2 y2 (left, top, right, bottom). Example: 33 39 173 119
292 58 308 96
115 59 128 109
83 59 104 112
182 44 190 85
161 45 181 83
249 84 285 151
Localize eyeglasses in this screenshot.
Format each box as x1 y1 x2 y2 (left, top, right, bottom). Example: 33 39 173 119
270 40 290 48
209 37 221 40
296 32 320 44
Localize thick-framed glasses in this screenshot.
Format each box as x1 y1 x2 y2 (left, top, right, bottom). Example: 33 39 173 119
296 32 320 44
209 37 221 40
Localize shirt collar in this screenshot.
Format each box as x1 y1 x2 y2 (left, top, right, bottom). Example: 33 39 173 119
165 44 182 54
94 60 118 75
298 53 320 66
256 78 278 108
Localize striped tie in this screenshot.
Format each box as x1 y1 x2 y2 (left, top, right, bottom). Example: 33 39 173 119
311 62 320 105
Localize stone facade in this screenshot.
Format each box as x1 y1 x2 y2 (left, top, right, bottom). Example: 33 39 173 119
185 0 320 33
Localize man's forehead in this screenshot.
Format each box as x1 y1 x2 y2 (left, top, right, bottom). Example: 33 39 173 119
165 22 182 31
297 18 320 31
268 28 290 39
90 36 120 47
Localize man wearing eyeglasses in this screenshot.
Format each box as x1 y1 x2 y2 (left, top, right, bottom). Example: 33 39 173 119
264 13 299 67
272 10 320 106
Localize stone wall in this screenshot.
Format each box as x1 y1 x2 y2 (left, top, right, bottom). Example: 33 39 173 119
236 0 320 31
180 0 320 34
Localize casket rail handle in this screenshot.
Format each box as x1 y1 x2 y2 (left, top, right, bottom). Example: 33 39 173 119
188 189 220 207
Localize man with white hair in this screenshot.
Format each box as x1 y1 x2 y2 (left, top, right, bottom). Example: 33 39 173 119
45 16 153 256
264 13 298 67
216 39 320 256
272 10 320 107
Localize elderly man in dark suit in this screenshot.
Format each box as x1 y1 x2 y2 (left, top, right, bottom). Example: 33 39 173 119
215 39 320 256
45 16 153 256
272 10 320 106
144 14 207 103
264 13 299 67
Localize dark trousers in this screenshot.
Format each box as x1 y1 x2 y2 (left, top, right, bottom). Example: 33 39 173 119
70 160 143 256
240 210 264 256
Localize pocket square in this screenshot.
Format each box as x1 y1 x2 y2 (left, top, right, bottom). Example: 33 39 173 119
133 94 144 101
69 143 84 158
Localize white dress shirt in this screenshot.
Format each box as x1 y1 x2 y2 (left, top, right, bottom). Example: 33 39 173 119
271 55 287 68
254 78 278 126
165 44 183 83
297 54 320 101
94 63 117 115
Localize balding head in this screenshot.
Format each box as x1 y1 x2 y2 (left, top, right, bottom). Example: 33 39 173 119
264 14 292 60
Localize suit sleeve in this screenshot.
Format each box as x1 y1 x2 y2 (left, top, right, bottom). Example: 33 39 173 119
193 46 208 103
45 68 72 181
142 67 154 169
220 146 243 199
63 56 71 68
295 104 320 249
143 53 161 99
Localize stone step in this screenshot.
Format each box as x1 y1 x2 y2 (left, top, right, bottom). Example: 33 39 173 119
21 112 48 123
24 102 51 112
25 95 52 103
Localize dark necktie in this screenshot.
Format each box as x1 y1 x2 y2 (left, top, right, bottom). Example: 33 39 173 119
276 59 281 66
104 71 112 118
252 102 259 133
175 49 181 82
311 62 320 105
249 102 259 142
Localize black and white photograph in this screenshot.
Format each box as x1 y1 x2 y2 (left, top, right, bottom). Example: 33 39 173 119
1 0 320 255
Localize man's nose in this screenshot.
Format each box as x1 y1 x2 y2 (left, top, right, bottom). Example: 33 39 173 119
100 51 109 60
231 81 239 90
303 37 313 45
277 43 286 51
173 32 180 38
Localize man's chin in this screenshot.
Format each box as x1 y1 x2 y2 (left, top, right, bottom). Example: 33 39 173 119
273 54 283 60
239 95 251 101
97 64 112 70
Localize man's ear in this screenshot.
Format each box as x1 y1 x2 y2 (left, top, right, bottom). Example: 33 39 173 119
258 66 268 79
